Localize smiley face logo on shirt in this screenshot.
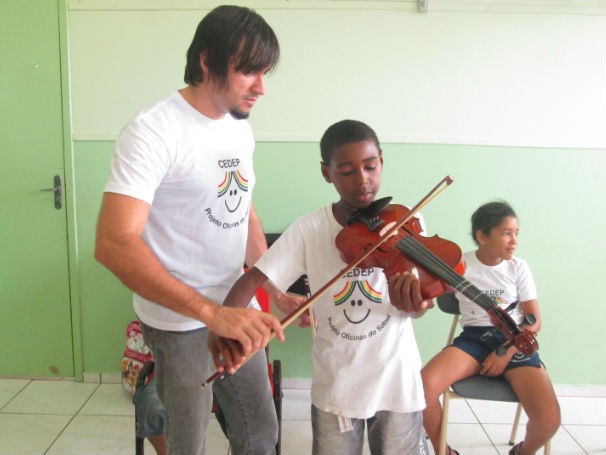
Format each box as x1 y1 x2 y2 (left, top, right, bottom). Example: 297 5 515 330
333 280 382 324
217 170 248 213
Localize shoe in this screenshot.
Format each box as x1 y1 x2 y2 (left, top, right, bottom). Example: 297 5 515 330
446 445 460 455
509 441 523 455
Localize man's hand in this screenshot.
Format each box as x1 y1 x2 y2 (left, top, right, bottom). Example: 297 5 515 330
205 305 285 359
387 271 434 316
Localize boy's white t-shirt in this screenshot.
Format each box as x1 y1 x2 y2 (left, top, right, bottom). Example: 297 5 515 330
105 91 257 331
457 251 537 327
255 205 426 419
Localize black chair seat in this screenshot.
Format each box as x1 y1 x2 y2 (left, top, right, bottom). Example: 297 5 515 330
451 375 518 402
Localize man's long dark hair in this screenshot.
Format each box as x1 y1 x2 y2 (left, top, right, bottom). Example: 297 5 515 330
184 5 280 88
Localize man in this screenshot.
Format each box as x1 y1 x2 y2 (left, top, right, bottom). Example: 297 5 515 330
96 5 300 454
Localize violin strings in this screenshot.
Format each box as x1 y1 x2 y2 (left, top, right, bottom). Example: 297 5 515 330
397 236 502 314
401 237 541 354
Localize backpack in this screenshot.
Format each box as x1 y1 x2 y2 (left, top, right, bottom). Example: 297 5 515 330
121 320 154 394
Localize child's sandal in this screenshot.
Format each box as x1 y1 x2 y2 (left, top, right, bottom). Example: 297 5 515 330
509 441 523 455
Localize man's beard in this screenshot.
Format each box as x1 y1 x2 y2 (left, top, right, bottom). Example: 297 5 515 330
230 109 250 120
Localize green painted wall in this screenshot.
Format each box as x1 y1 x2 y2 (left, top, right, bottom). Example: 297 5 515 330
75 140 605 385
43 0 606 386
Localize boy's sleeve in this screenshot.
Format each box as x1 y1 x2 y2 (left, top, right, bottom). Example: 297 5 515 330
255 222 307 292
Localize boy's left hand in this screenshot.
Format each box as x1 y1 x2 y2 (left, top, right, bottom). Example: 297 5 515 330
265 284 310 327
208 333 248 375
388 271 434 316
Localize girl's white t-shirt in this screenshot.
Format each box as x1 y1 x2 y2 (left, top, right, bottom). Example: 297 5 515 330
457 251 538 327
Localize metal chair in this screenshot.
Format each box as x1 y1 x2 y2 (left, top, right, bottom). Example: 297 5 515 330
436 292 550 455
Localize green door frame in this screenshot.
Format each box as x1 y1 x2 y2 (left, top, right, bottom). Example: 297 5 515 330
59 0 83 381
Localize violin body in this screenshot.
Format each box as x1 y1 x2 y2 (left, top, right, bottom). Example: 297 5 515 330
335 204 466 300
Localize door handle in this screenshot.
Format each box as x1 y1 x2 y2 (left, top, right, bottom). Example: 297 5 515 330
40 175 62 209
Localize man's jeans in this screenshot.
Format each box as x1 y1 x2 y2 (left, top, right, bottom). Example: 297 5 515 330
142 323 277 455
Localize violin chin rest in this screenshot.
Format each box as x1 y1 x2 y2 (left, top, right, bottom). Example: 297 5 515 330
346 196 393 225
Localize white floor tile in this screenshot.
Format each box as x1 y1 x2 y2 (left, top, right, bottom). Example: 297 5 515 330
280 420 313 455
282 388 311 421
559 396 606 425
0 379 603 455
0 413 72 455
434 422 498 455
79 383 133 416
466 399 527 425
444 397 480 423
47 415 134 454
0 378 30 409
563 424 606 454
3 380 98 415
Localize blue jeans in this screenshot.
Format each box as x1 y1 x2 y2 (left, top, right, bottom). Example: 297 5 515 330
452 326 542 370
141 323 277 455
311 405 428 455
133 375 164 438
213 350 278 455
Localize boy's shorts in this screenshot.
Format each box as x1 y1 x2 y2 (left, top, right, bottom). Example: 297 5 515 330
133 376 165 438
451 326 541 371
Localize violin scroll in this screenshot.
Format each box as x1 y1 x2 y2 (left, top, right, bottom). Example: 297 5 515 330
494 312 538 356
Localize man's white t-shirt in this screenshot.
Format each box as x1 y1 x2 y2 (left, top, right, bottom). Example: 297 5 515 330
105 91 257 331
255 205 426 419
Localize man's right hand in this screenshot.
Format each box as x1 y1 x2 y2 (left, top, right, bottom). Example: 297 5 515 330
205 305 285 360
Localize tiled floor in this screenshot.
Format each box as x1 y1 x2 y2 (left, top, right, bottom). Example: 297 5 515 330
0 378 604 454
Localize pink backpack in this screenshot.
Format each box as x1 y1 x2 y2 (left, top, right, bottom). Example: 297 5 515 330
121 320 154 394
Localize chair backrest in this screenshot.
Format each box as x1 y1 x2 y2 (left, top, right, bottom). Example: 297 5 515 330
437 293 461 345
436 292 460 315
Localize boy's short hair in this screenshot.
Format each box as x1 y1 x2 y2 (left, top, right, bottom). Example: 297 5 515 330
320 119 381 163
184 5 280 88
471 201 517 245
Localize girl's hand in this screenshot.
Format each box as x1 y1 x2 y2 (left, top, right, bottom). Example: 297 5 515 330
480 350 511 377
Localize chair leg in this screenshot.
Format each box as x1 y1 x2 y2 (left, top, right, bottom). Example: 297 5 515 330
509 403 523 445
438 393 450 455
273 359 282 455
544 438 551 455
135 435 144 455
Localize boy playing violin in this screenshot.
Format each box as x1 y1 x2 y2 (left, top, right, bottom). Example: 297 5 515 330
421 201 561 455
211 119 431 454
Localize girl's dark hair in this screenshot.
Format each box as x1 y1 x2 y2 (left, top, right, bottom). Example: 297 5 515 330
471 201 517 245
184 5 280 88
320 120 381 163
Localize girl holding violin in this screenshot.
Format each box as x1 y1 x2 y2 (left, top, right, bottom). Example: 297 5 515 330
212 119 431 455
421 202 560 455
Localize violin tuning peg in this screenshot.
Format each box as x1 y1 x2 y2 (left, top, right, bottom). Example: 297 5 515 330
521 314 536 327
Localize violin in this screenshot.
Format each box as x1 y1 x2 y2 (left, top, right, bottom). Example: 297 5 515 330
335 197 538 356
